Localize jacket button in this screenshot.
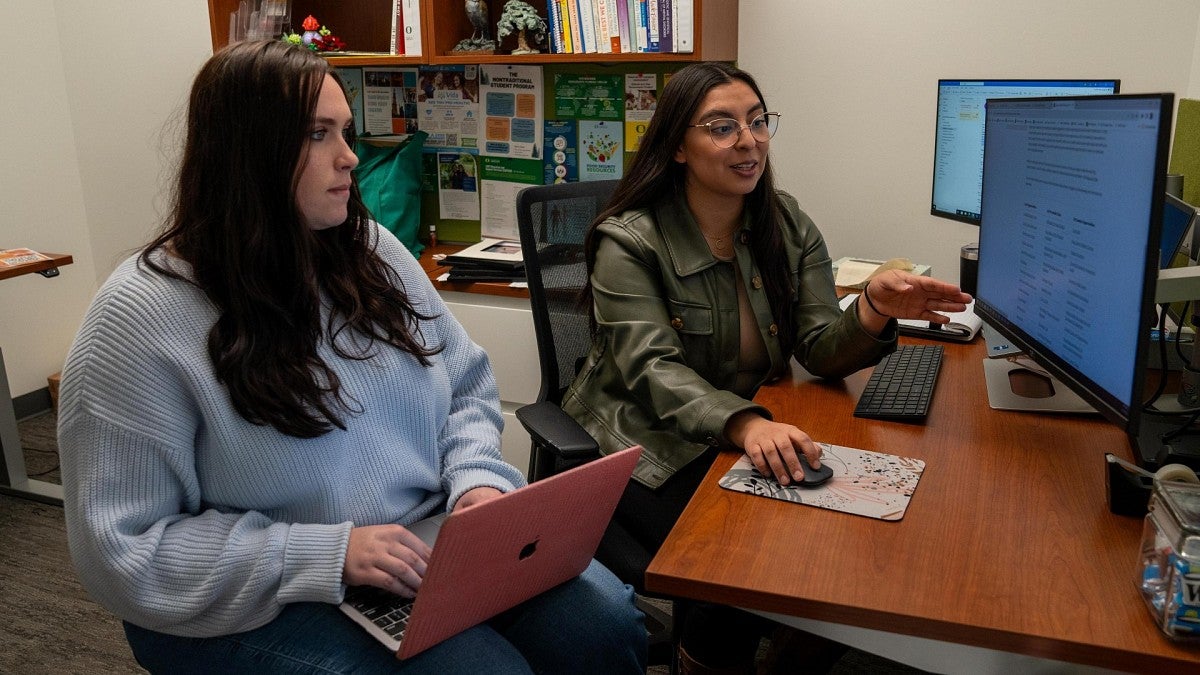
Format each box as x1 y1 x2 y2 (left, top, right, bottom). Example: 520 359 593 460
706 436 720 447
671 317 684 330
739 232 750 245
751 275 763 289
768 323 779 336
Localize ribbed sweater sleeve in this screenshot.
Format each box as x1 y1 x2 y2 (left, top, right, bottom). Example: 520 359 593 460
58 225 523 637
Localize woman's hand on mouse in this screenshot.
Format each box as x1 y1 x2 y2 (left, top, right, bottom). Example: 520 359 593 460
343 525 433 597
725 411 821 486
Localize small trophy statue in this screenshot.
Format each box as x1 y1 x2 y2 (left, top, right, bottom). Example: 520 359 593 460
497 1 547 55
453 0 497 53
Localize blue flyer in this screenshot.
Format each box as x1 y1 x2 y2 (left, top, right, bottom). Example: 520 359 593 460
543 120 578 184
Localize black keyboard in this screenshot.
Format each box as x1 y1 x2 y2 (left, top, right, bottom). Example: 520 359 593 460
343 585 415 641
853 345 944 421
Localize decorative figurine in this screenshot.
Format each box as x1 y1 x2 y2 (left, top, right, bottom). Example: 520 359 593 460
453 0 497 53
282 17 345 53
300 15 321 45
496 0 547 55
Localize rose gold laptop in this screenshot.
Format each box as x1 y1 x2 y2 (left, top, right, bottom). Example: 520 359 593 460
339 445 641 660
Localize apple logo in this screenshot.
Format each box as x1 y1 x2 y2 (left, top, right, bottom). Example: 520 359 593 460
518 539 539 560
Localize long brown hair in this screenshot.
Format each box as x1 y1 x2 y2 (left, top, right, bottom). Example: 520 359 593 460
141 40 439 438
583 62 795 355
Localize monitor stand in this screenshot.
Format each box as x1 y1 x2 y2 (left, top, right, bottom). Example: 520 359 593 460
1131 414 1200 471
980 358 1096 413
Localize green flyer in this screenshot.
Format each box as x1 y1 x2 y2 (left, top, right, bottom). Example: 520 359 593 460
553 74 623 120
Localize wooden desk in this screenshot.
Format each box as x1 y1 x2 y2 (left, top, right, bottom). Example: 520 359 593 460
645 337 1200 673
0 252 72 504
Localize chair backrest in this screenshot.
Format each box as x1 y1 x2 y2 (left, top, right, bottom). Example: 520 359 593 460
516 181 619 474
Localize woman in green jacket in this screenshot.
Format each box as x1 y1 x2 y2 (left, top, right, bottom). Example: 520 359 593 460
562 61 970 672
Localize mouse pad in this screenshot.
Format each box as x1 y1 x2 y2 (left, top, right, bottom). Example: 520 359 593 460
717 443 925 521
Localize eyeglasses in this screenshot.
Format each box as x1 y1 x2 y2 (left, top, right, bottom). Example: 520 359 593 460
688 112 781 148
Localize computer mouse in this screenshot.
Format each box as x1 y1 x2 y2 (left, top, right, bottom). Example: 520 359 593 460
797 461 834 488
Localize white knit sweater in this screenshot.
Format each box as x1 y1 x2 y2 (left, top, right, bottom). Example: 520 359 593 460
58 225 524 637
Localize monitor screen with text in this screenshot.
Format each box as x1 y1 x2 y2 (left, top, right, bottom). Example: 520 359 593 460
931 79 1119 224
975 94 1172 427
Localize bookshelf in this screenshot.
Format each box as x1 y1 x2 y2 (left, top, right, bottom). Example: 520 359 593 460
206 0 737 64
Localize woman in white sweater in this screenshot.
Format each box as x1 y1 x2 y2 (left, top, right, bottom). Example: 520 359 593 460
57 40 645 674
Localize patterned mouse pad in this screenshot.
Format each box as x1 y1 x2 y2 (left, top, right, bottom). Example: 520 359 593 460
717 443 926 521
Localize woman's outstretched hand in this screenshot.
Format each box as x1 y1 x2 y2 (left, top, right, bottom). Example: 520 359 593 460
864 270 972 323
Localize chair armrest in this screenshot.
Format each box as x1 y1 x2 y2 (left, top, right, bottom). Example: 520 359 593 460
515 401 600 461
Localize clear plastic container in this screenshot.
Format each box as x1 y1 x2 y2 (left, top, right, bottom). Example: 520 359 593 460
1140 479 1200 640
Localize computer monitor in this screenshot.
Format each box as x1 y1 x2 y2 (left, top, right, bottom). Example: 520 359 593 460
1160 193 1198 329
931 79 1120 225
1161 193 1198 269
974 93 1181 468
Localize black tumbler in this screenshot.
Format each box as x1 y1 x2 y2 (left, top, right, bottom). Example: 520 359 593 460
959 244 979 297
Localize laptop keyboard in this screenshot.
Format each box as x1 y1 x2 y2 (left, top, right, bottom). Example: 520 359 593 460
853 345 944 421
343 585 415 641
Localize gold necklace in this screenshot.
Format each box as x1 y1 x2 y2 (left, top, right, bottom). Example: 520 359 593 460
701 230 736 259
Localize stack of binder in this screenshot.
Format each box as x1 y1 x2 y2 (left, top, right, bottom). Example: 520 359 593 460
443 238 525 282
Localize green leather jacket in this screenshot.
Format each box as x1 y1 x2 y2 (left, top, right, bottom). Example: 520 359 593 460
561 190 897 489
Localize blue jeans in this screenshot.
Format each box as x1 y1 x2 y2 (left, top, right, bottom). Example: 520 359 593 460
123 560 646 674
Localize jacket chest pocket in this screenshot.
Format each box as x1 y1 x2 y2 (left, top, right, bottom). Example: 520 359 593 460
666 298 714 336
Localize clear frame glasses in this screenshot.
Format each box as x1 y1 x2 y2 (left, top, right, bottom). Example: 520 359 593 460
689 112 781 148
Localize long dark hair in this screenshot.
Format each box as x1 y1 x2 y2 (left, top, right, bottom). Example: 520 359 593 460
583 62 795 355
141 40 439 438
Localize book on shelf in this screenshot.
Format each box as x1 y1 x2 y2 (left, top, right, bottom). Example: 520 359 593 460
604 0 622 53
676 0 694 52
390 1 405 54
558 0 575 53
402 0 422 56
566 0 583 54
615 0 632 52
634 0 649 52
658 0 673 53
594 0 612 54
547 0 564 53
645 0 660 51
576 0 597 53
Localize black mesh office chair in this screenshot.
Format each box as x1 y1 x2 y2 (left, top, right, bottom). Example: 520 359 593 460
513 180 678 668
513 180 616 482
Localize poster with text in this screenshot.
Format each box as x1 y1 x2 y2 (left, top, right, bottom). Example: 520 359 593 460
554 73 623 120
579 120 623 182
624 73 658 151
339 68 365 136
479 64 544 159
480 157 542 239
437 152 480 221
543 120 578 184
418 65 480 149
363 67 419 136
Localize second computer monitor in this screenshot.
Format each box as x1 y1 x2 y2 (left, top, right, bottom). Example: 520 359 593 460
931 79 1120 225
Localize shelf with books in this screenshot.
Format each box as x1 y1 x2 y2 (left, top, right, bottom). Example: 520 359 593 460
207 0 432 61
208 0 735 64
423 0 735 64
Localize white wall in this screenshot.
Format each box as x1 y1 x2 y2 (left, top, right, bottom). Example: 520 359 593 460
740 0 1200 288
0 1 210 398
4 1 1200 401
